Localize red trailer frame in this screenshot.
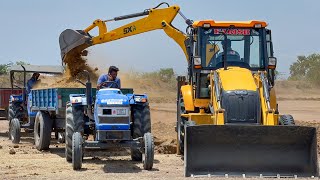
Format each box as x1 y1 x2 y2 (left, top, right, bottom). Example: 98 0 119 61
0 88 22 119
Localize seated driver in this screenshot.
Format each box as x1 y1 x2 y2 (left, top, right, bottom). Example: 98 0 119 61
97 66 121 90
216 38 241 62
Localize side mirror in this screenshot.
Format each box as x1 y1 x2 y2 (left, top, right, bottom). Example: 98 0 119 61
268 57 277 69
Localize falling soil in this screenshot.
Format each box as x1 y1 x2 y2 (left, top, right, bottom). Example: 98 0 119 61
63 50 98 81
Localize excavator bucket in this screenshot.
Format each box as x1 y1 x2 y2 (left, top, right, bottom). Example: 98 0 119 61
185 125 318 178
59 29 92 60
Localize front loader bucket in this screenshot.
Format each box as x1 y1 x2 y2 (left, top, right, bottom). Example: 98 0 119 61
59 29 92 60
185 125 318 178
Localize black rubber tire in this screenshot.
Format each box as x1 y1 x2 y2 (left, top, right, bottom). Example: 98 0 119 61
143 132 154 170
72 132 83 170
279 114 295 125
131 105 151 161
8 108 14 140
34 111 52 150
10 118 21 144
177 95 186 155
65 104 84 162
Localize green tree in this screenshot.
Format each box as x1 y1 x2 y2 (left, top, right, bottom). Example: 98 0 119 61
0 63 9 75
289 53 320 85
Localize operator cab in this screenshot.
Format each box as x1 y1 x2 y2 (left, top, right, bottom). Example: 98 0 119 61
190 20 276 98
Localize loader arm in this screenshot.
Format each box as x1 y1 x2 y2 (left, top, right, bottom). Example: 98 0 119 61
59 4 190 62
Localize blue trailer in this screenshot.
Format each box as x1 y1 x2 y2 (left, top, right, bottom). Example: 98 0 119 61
30 88 94 150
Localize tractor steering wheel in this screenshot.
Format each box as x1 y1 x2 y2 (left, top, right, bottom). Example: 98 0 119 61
100 81 119 89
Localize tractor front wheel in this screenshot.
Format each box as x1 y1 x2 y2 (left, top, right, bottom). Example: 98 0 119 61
131 105 151 161
142 132 154 170
10 118 21 144
72 132 83 170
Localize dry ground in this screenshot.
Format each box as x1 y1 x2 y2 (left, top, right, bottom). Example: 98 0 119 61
0 100 320 179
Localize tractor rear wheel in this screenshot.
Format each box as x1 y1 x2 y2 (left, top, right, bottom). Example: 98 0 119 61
65 104 84 162
131 104 151 161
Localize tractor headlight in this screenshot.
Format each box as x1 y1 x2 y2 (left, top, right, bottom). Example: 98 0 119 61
70 97 82 104
134 96 147 102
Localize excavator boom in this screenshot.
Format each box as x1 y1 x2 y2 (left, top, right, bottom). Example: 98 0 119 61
59 3 190 63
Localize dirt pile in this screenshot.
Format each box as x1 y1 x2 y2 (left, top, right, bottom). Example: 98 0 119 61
154 137 177 154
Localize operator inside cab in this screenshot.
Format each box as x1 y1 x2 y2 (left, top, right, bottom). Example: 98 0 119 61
26 72 40 94
216 38 240 62
97 66 121 90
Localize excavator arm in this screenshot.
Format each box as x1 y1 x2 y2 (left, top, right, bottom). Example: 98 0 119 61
59 3 191 63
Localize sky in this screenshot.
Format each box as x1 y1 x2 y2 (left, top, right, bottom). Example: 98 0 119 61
0 0 319 77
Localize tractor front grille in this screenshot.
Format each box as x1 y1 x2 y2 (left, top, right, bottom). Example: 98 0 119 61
98 116 129 124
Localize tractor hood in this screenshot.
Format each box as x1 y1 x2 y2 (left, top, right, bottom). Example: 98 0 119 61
96 88 129 106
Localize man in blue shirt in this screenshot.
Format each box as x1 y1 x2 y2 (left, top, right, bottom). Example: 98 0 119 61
25 72 40 130
97 66 121 90
26 73 40 94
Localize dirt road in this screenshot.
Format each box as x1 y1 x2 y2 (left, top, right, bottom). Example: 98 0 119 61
0 101 320 179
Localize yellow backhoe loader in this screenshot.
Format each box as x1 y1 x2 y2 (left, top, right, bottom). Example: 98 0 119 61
59 2 318 178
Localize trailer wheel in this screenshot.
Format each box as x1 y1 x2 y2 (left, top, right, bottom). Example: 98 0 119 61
72 132 83 170
142 132 154 170
34 111 52 150
131 104 151 161
65 104 84 162
10 118 21 144
279 114 295 125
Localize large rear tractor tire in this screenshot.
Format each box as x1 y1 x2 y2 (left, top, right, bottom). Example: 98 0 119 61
131 104 151 161
72 132 83 170
34 111 52 150
279 114 295 125
65 104 84 162
142 132 154 170
10 118 21 144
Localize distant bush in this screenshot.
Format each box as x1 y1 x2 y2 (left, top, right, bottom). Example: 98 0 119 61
289 53 320 86
128 68 177 90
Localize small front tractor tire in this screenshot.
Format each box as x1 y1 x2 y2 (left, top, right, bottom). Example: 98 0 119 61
10 118 21 144
72 132 83 170
65 104 84 162
143 132 154 170
131 104 151 161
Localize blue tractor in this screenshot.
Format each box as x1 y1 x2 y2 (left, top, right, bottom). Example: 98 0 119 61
66 71 154 170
